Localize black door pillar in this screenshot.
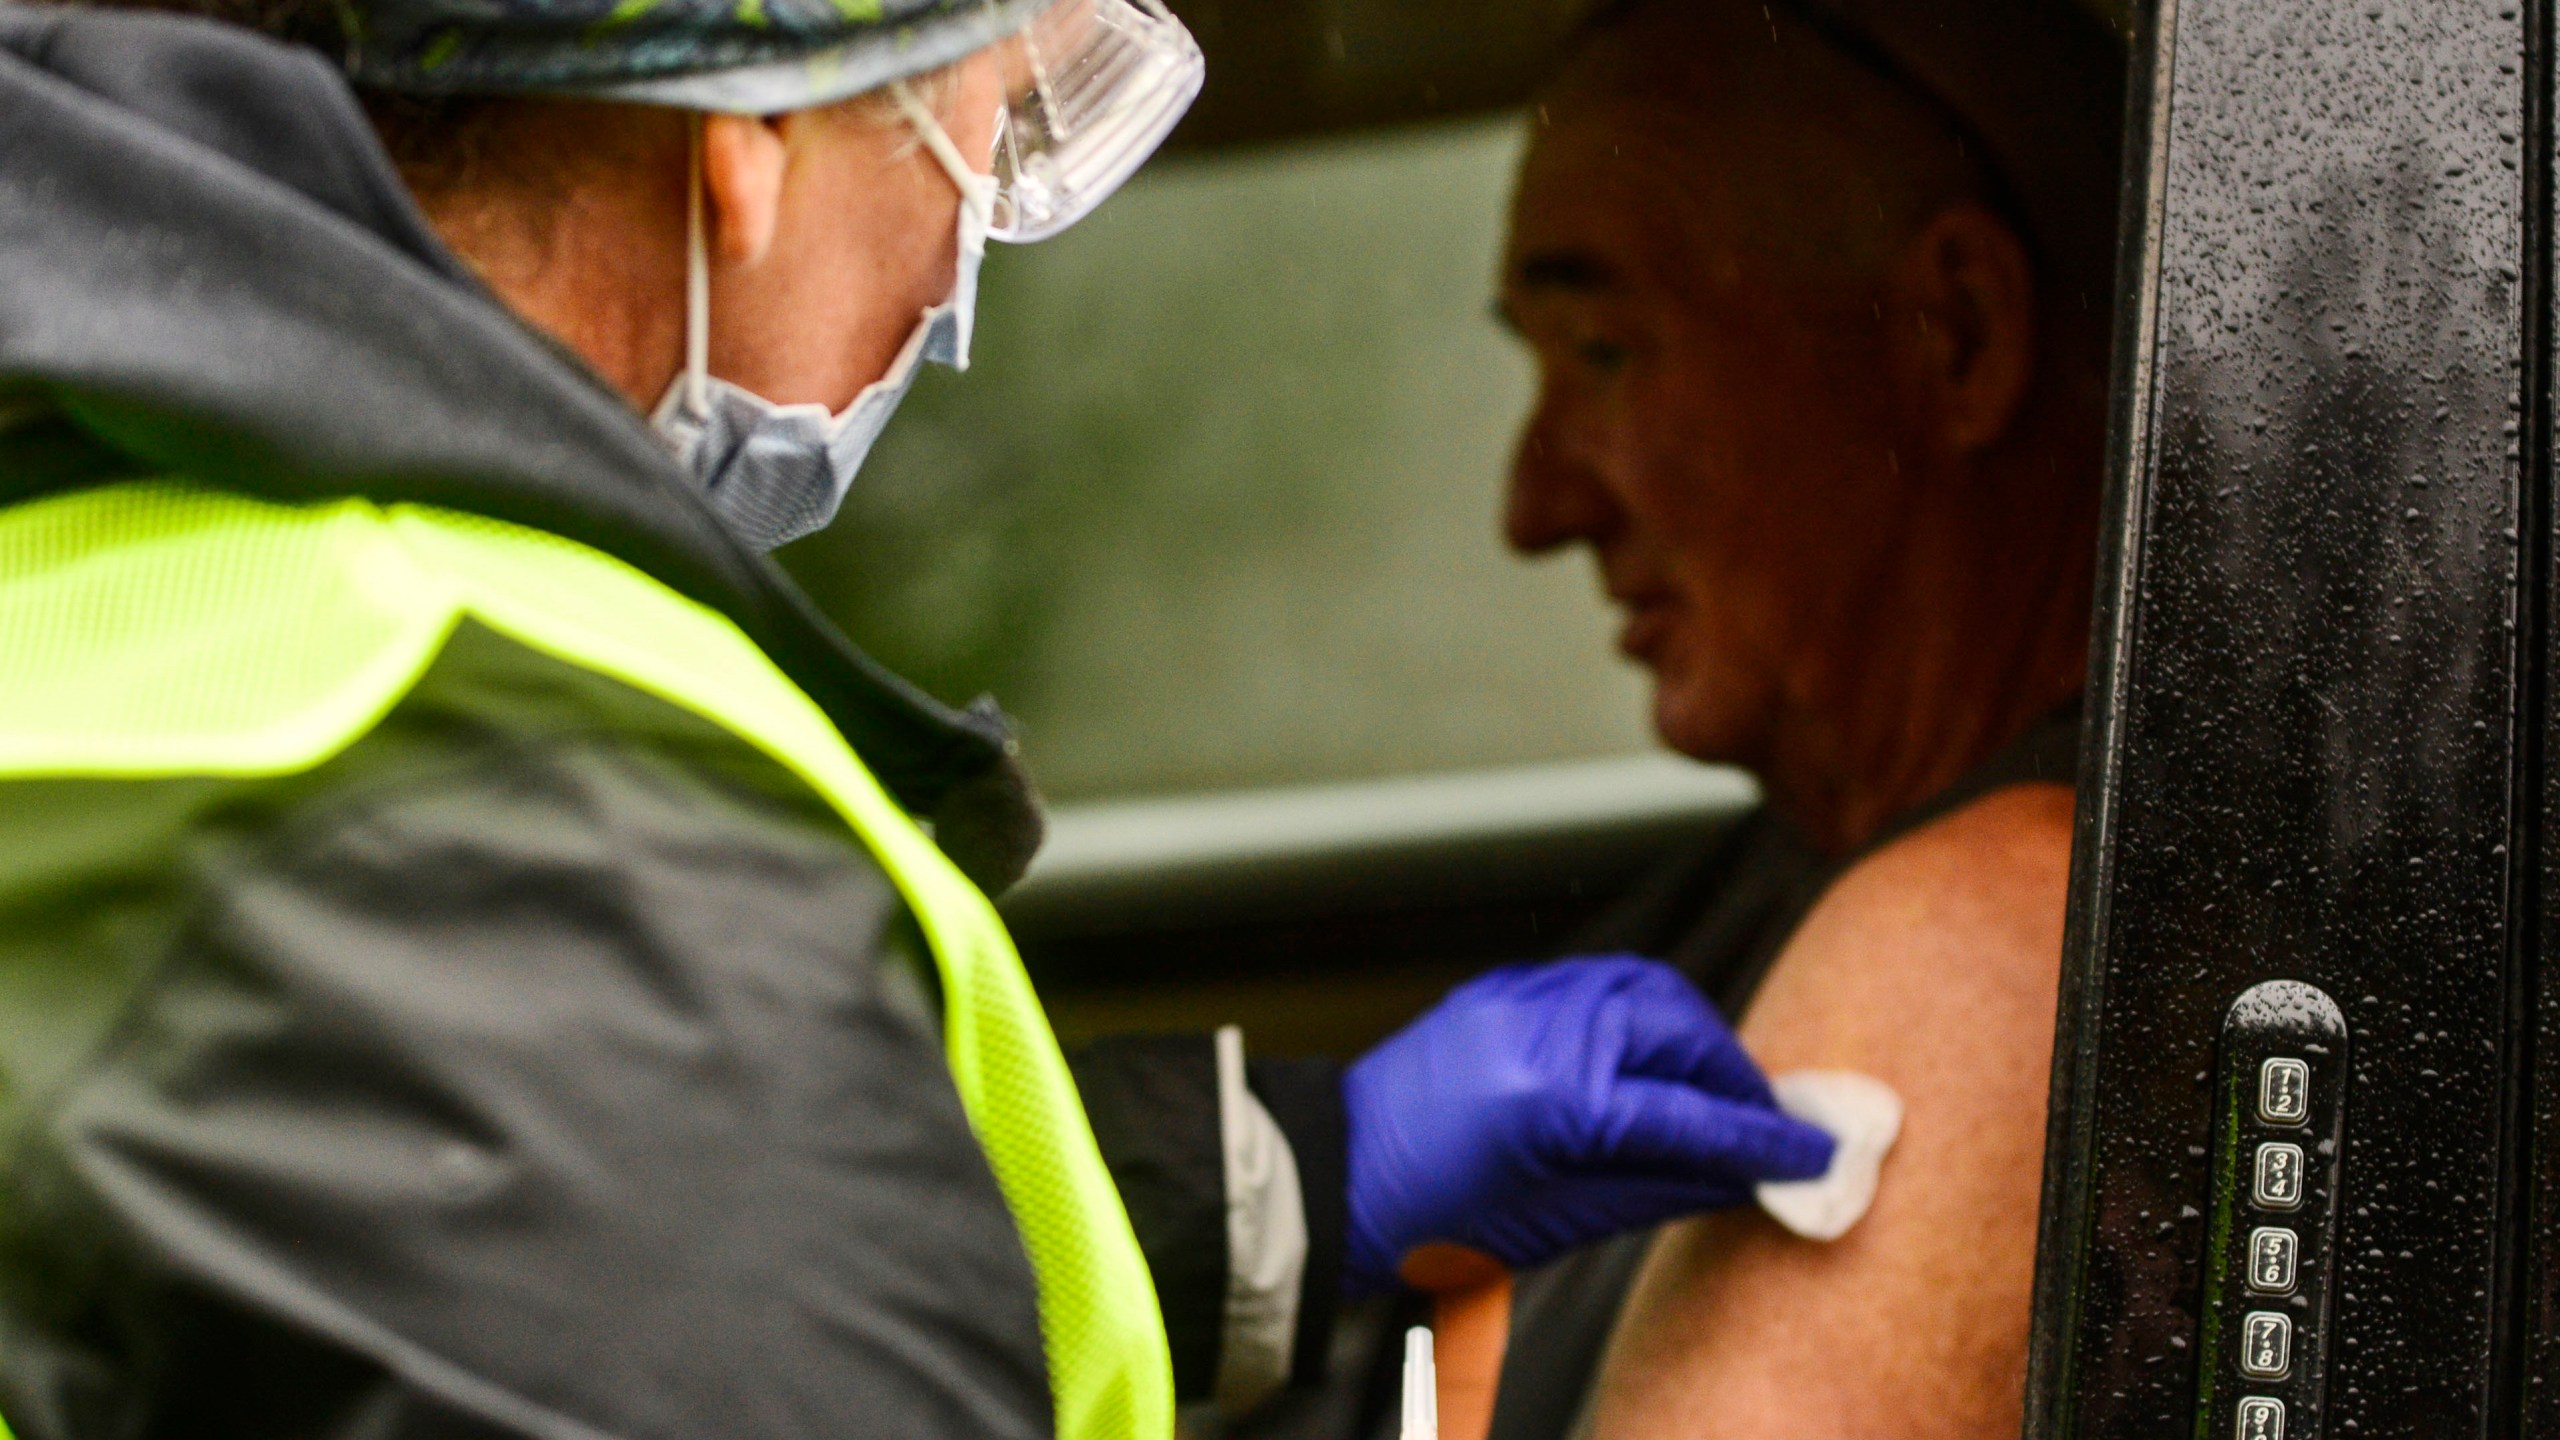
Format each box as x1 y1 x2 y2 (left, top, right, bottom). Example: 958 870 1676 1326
2027 0 2538 1435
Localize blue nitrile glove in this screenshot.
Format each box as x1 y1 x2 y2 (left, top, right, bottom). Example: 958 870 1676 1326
1341 955 1835 1296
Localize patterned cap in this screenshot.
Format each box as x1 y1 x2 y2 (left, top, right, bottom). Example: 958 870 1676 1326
347 0 1054 113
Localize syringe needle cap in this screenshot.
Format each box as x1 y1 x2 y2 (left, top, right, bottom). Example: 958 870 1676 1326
1401 1325 1437 1440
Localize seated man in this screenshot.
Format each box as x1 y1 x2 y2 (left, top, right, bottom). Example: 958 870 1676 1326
1486 0 2124 1433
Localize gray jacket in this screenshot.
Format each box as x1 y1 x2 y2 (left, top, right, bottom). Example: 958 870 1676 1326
0 10 1344 1435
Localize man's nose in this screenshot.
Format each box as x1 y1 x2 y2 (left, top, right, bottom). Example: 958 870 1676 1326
1504 403 1619 555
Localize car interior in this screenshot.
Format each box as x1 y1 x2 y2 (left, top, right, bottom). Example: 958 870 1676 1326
778 44 1750 1059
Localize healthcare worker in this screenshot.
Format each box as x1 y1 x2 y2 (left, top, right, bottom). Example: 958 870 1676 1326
0 1 1834 1436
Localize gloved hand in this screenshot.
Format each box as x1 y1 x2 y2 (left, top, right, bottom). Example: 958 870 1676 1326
1341 955 1834 1296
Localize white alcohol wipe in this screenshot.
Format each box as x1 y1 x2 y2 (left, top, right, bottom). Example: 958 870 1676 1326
1754 1070 1904 1242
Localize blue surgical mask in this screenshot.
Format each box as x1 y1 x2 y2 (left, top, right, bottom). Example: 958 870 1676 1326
652 89 996 552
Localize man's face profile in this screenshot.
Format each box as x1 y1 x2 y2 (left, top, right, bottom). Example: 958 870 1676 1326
1498 100 1921 774
1494 4 2074 840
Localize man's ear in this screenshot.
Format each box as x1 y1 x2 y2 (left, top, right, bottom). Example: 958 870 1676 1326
1881 204 2037 456
700 113 788 268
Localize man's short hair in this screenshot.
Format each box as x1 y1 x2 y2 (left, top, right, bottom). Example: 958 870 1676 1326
1560 0 2128 311
1781 0 2127 309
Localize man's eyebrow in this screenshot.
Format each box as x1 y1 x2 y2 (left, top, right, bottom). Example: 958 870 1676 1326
1512 249 1621 293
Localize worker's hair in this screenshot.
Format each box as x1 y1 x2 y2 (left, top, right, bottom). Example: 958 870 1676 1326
26 0 513 194
27 0 966 202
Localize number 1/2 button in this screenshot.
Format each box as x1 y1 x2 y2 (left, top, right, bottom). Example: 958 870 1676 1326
2259 1057 2309 1124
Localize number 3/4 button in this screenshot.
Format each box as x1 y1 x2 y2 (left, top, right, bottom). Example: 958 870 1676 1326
2254 1142 2304 1210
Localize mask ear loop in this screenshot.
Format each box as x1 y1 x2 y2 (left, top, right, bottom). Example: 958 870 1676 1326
683 115 711 419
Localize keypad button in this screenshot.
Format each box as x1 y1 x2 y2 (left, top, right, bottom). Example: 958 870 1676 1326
2248 1227 2299 1294
2259 1057 2309 1125
2240 1311 2292 1380
2254 1142 2305 1210
2235 1396 2284 1440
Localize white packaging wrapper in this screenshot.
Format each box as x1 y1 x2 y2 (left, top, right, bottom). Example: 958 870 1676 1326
1753 1070 1904 1241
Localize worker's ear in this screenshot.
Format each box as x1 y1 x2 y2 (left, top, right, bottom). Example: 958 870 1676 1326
1881 204 2037 457
699 113 788 268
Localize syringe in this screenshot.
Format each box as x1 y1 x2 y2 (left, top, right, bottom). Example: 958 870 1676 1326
1400 1325 1437 1440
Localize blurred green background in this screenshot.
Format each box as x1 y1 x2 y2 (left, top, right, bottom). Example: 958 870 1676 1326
779 114 1656 802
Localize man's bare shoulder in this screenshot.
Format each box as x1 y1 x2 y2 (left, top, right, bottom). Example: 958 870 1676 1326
1583 781 2073 1440
1830 778 2076 915
1745 779 2074 1075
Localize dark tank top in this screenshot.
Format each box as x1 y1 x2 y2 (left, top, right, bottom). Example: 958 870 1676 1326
1486 709 2085 1440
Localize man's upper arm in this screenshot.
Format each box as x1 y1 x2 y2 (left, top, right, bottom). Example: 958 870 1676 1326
1585 781 2073 1439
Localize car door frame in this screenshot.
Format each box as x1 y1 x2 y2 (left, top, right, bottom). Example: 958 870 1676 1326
2024 0 2553 1434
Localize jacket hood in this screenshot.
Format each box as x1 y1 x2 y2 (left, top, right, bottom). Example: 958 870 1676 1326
0 2 1042 890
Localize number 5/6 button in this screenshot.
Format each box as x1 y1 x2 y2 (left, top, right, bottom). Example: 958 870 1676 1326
2247 1227 2298 1294
2254 1142 2305 1210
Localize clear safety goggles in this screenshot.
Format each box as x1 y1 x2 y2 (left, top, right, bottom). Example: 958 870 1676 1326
987 0 1204 242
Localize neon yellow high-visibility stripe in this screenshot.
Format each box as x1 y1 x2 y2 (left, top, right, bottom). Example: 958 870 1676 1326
0 484 1175 1440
